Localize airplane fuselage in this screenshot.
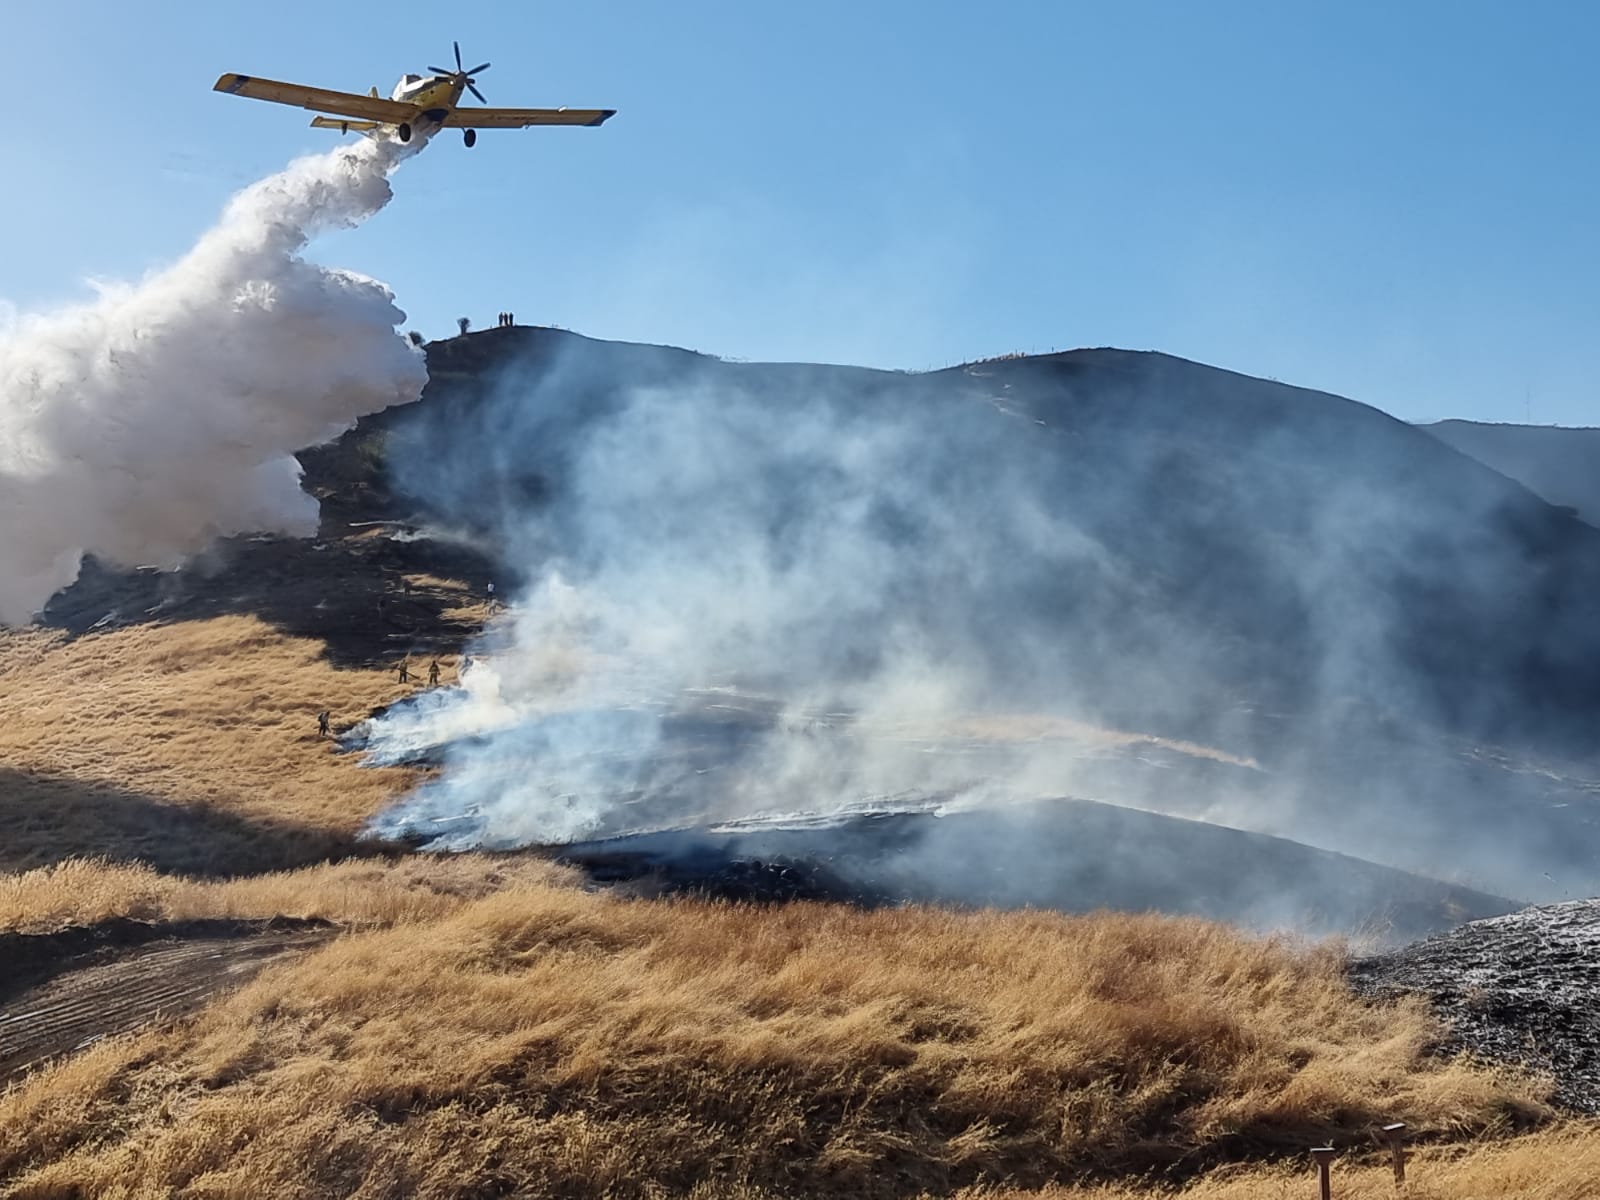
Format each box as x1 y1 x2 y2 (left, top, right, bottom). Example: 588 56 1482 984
384 74 468 135
391 74 466 111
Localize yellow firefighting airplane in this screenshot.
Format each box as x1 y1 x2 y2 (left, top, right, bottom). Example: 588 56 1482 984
214 42 614 149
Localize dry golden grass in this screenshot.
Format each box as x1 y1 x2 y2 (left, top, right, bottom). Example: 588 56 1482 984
0 607 1580 1197
0 617 438 871
0 892 1549 1198
400 572 472 595
401 570 492 627
0 854 577 934
961 1124 1600 1198
441 595 497 625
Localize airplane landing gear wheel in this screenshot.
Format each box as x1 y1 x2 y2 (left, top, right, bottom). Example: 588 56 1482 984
397 122 412 143
463 128 477 148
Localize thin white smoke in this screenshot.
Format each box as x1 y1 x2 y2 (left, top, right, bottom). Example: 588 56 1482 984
0 135 428 624
359 373 1110 848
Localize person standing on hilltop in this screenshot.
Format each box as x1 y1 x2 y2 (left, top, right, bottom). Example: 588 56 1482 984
396 658 410 685
428 659 441 687
317 710 331 739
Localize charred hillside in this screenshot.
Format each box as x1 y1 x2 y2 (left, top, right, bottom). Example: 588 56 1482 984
1352 899 1600 1114
551 797 1513 945
295 328 1600 905
306 327 1600 754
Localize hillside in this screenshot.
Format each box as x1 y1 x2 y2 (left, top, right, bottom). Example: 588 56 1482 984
1424 419 1600 526
340 328 1600 903
392 331 1600 749
4 329 1600 1196
23 325 1600 909
0 890 1558 1197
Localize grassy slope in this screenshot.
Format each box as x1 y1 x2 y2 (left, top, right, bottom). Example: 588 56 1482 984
0 616 430 874
0 890 1549 1197
0 610 1592 1196
981 1126 1600 1199
0 854 575 936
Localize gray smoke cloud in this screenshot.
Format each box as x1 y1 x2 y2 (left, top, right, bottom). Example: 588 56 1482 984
0 135 428 624
361 351 1128 847
359 338 1600 912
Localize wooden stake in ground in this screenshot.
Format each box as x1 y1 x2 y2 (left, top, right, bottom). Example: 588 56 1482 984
1381 1122 1408 1185
1310 1146 1336 1200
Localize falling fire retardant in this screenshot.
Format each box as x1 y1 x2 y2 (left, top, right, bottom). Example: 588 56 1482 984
0 135 429 626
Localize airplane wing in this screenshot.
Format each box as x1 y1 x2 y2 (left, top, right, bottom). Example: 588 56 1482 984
214 74 417 124
310 116 381 132
440 106 616 129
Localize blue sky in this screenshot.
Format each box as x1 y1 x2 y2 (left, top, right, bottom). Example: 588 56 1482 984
4 0 1596 423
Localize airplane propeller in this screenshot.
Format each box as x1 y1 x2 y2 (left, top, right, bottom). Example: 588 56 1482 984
429 41 491 104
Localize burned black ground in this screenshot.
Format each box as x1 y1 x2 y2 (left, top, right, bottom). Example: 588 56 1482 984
550 798 1513 944
1350 899 1600 1113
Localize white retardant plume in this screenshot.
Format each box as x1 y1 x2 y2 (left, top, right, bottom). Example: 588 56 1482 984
0 135 428 625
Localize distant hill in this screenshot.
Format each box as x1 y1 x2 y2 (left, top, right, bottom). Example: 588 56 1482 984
1423 419 1600 526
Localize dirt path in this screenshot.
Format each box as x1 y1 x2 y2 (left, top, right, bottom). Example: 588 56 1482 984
0 928 333 1085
